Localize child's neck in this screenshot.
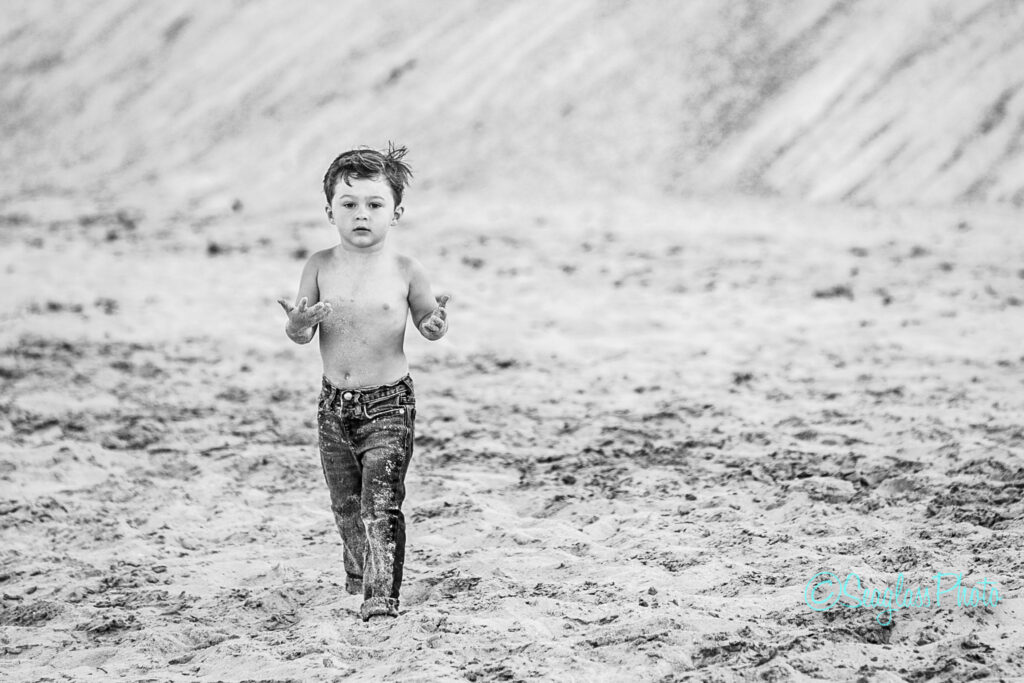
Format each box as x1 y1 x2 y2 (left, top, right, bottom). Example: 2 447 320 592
337 241 387 256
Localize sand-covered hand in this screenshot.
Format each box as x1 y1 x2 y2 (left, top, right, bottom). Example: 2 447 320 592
420 294 450 337
278 296 332 330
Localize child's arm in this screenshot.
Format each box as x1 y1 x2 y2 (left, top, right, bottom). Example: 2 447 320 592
277 254 332 344
404 256 449 341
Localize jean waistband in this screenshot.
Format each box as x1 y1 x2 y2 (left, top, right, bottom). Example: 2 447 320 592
321 374 414 405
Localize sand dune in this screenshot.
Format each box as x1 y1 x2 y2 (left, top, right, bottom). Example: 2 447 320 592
2 0 1023 216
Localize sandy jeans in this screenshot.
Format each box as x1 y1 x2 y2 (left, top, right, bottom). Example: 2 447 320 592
316 374 416 621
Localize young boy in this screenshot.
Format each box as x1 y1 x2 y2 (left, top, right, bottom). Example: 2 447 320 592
277 145 449 622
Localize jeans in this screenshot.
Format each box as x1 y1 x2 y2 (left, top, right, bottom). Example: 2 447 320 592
317 373 416 621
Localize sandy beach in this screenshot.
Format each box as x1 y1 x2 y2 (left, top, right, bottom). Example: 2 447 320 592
2 1 1023 680
2 196 1022 681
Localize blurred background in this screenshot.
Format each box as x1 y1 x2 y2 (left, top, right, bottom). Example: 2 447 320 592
3 0 1022 222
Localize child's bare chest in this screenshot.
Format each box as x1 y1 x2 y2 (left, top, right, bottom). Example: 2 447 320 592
317 263 409 330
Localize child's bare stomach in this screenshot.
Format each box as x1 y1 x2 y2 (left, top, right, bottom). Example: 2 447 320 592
318 333 409 390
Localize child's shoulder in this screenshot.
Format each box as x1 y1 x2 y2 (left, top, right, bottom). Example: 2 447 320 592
394 251 427 278
305 246 338 270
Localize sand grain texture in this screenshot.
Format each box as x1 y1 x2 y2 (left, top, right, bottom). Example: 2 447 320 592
1 199 1022 681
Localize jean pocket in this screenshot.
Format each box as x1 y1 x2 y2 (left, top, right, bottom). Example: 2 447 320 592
361 393 406 419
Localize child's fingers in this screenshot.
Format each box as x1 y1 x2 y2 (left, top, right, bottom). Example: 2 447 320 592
436 307 447 321
437 294 451 309
297 297 309 312
277 298 293 314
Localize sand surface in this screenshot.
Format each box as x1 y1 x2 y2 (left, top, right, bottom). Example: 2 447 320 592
1 196 1022 681
4 1 1023 211
3 1 1024 680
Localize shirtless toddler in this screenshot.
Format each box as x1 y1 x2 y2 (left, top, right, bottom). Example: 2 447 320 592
277 145 448 621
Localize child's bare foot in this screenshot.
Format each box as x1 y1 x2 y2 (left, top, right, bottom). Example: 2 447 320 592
345 576 363 595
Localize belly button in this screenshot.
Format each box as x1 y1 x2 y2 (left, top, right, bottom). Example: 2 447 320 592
382 303 390 310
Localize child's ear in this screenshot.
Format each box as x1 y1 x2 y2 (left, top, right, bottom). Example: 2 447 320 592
392 205 404 223
325 205 334 223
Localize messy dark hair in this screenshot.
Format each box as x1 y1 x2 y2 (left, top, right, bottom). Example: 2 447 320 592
322 143 413 207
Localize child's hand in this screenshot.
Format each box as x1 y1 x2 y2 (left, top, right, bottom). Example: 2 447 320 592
419 294 450 340
277 296 332 334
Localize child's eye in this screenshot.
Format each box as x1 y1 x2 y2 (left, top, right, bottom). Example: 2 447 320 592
342 202 356 209
370 203 383 209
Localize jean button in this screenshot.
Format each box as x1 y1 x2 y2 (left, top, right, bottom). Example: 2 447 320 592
342 391 353 401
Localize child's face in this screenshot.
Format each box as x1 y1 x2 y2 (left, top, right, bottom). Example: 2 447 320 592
326 176 403 250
